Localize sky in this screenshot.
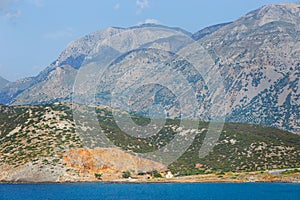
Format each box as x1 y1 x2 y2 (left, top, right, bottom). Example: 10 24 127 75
0 0 296 81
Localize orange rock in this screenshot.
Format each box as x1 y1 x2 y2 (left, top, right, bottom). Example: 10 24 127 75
63 148 166 180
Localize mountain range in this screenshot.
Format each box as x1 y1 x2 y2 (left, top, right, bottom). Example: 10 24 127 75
0 2 299 134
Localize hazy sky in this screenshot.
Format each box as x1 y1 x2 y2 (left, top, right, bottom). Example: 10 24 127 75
0 0 295 81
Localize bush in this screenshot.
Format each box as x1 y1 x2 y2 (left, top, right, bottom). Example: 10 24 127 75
94 173 102 179
122 171 131 178
151 170 162 178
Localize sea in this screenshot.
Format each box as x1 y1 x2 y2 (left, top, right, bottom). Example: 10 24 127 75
0 183 299 200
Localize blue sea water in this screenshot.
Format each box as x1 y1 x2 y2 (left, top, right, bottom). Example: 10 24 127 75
0 183 299 200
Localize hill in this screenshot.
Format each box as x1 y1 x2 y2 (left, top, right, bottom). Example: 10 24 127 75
0 103 299 182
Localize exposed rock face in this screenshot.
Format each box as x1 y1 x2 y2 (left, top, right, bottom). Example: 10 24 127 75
0 162 68 183
0 148 166 183
0 3 299 133
63 148 166 180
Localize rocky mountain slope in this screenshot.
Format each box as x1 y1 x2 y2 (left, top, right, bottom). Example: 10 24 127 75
0 3 299 134
0 25 191 106
0 103 299 182
195 2 300 133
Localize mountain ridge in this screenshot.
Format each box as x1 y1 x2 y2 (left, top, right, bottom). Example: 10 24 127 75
192 22 232 41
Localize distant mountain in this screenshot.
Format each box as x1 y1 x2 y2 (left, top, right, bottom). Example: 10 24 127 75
1 25 191 106
0 76 9 90
0 3 299 133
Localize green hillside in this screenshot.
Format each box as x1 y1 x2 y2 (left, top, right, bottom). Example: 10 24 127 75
0 103 299 176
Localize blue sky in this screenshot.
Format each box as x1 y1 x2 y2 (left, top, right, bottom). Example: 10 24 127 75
0 0 296 81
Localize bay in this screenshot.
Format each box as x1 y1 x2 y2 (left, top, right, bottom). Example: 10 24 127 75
0 183 299 200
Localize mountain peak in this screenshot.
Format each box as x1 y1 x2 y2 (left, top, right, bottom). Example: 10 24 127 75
241 2 300 28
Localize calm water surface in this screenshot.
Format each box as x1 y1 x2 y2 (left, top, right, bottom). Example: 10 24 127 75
0 183 299 200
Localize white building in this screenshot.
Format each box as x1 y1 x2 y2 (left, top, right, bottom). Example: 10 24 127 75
165 171 174 179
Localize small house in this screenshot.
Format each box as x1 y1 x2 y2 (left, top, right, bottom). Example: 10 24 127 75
165 171 174 179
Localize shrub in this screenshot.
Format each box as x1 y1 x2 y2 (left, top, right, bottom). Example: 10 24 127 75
94 173 102 179
122 171 131 178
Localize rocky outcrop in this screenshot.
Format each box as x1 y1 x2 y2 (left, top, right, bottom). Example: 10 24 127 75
0 162 67 183
63 148 166 180
0 148 166 183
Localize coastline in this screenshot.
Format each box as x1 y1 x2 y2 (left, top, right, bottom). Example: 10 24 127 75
1 180 299 185
1 172 299 184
